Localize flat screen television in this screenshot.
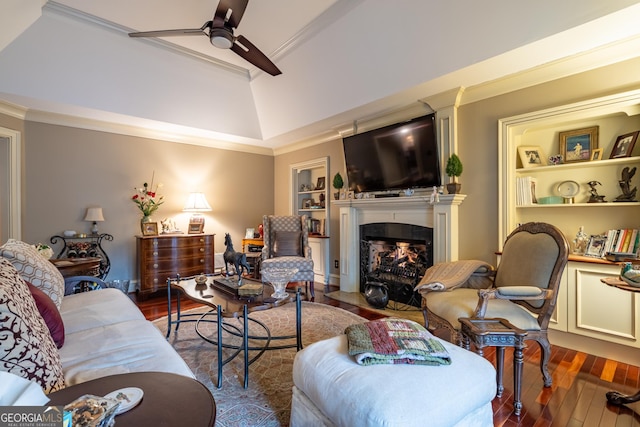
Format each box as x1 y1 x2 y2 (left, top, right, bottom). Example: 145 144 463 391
343 114 441 193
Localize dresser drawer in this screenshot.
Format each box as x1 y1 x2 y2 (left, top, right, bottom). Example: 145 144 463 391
136 234 215 300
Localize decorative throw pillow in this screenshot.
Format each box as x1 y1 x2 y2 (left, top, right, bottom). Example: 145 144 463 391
0 239 65 309
0 258 66 393
26 282 65 348
272 231 302 257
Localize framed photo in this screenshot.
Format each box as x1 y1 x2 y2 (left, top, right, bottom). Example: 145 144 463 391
188 223 204 234
584 235 607 258
301 198 314 209
517 146 547 168
590 148 603 161
142 222 158 236
245 228 255 238
559 126 598 163
315 176 326 190
609 131 639 159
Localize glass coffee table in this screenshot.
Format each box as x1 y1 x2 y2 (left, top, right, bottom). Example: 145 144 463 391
166 274 302 389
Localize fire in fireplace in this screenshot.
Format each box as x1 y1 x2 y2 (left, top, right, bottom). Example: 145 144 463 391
359 223 433 307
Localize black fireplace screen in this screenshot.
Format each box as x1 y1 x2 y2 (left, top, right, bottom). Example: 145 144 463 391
359 223 433 307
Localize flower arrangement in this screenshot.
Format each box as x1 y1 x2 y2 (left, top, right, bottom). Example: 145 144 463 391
132 173 164 217
33 243 54 259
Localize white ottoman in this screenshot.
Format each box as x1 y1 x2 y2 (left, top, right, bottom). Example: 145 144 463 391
291 334 496 427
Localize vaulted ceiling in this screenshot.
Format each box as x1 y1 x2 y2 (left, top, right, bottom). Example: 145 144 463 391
1 0 640 153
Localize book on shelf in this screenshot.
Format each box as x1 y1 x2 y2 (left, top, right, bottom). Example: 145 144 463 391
516 176 537 206
602 228 640 257
306 218 322 235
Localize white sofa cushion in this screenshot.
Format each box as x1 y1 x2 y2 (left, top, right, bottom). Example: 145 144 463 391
60 288 145 334
292 334 496 427
59 319 194 385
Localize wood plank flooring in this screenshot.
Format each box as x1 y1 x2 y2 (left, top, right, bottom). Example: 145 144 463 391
132 285 640 426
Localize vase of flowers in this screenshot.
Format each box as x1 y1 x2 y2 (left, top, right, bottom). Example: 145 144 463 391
132 173 164 232
33 243 54 259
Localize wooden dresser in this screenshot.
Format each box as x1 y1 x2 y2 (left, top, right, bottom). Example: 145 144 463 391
136 233 215 300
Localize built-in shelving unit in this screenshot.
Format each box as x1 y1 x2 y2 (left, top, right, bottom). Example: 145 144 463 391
290 157 330 284
498 89 640 364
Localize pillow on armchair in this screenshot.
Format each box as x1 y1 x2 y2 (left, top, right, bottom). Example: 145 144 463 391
272 231 302 257
0 258 66 393
0 239 65 309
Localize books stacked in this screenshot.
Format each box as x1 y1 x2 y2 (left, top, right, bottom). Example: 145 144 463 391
516 176 538 206
306 218 325 235
603 229 640 256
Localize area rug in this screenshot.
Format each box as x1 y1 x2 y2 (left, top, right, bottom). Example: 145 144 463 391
153 302 366 427
325 290 424 323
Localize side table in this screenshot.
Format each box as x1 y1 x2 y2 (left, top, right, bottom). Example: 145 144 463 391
459 317 527 416
47 372 215 426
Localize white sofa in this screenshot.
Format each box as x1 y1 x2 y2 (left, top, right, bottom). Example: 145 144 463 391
0 239 193 396
58 287 193 386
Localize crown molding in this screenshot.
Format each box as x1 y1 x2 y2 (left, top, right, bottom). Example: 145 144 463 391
0 100 28 120
13 104 274 155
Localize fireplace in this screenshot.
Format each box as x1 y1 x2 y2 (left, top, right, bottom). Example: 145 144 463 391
334 194 465 293
360 223 432 307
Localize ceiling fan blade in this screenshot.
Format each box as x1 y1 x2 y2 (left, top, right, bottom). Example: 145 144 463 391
231 35 281 76
214 0 249 29
129 22 211 38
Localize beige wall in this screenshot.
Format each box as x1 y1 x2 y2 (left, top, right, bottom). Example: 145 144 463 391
8 120 273 283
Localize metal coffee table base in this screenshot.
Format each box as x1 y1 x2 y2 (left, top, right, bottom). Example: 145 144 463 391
166 279 302 389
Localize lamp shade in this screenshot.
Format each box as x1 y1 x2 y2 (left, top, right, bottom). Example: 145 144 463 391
183 193 212 212
84 207 105 222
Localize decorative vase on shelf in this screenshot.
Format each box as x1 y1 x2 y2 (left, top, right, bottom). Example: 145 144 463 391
140 215 152 233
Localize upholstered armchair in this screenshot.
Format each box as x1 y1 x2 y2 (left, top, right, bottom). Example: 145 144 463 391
261 215 315 298
418 222 569 386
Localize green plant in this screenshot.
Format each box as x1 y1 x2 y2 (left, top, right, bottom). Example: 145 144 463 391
332 172 344 189
445 154 463 182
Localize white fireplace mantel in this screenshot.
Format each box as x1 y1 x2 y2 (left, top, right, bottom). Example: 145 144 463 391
333 194 466 292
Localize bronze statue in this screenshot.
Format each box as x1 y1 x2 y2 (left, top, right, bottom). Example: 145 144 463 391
223 233 251 278
614 167 637 202
587 181 606 203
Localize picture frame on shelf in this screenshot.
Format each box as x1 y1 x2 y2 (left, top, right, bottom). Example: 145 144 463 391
301 198 315 209
609 131 639 159
590 148 603 161
245 228 255 239
584 235 607 258
315 176 326 190
188 223 204 234
517 146 547 168
142 222 159 236
559 126 598 163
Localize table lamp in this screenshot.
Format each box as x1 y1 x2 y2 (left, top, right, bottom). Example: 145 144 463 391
183 193 212 232
84 207 105 235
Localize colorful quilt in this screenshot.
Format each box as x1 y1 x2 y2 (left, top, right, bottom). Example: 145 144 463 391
345 318 451 366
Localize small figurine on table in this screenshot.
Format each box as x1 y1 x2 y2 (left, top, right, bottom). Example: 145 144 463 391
614 166 637 202
587 181 606 203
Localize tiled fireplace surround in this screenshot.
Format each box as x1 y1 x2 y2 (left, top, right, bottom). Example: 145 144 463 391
333 195 465 293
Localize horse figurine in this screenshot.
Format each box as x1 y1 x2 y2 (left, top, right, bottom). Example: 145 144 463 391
223 233 251 278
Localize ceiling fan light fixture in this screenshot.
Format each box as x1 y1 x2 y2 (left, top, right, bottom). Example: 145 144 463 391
209 28 234 49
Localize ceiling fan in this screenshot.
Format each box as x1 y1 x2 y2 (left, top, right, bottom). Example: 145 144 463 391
128 0 281 76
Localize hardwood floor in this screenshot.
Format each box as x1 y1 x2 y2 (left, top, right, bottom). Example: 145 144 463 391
132 285 640 426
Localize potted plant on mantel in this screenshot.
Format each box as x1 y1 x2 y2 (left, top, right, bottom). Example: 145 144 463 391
445 154 463 194
332 172 344 200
